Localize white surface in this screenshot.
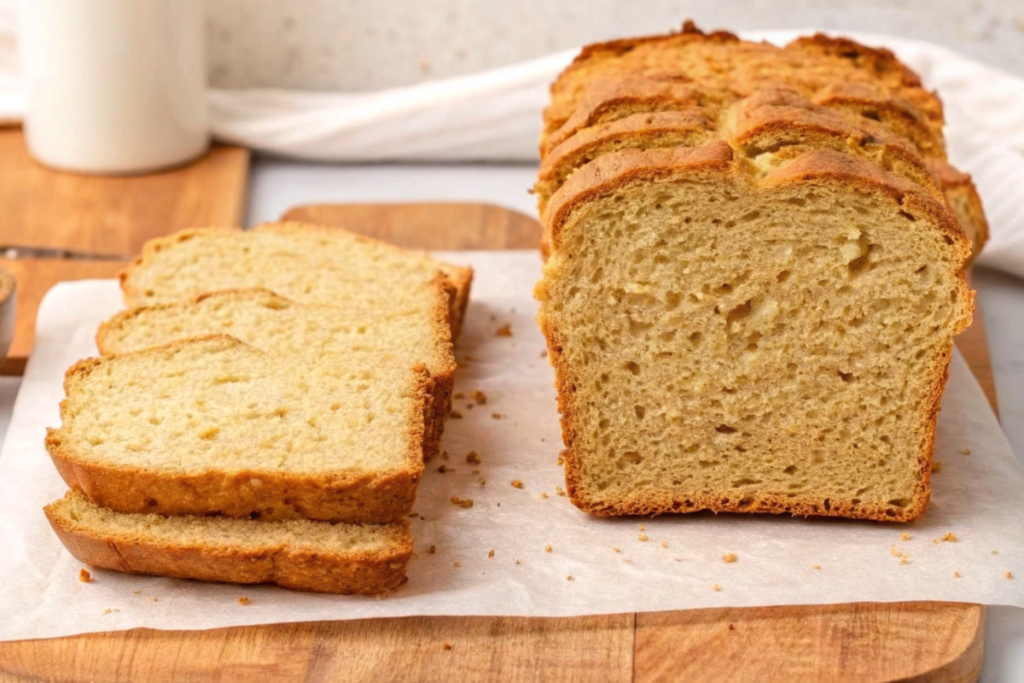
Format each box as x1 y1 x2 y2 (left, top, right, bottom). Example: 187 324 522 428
0 256 1022 643
18 0 208 173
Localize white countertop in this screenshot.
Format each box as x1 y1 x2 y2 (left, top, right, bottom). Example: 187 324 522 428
5 158 1023 679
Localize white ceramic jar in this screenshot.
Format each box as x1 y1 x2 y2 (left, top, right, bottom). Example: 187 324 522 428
19 0 209 175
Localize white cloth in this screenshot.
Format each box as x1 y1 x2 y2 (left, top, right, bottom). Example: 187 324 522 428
1 26 1023 277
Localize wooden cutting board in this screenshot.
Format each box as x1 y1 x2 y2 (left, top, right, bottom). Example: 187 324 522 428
0 128 249 374
0 202 990 682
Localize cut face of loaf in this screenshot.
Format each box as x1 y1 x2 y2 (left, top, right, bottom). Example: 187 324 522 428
46 491 412 595
47 336 431 523
119 222 473 339
97 288 455 461
535 145 973 522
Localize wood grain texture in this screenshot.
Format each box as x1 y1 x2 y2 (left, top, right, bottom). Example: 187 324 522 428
0 128 248 256
0 203 990 682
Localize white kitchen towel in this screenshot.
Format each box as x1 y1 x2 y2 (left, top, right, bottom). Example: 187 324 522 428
1 22 1023 277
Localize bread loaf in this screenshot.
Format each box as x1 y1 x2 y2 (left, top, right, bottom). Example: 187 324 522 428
534 25 978 522
46 491 412 594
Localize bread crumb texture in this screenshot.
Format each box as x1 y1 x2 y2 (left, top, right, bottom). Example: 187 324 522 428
535 24 978 523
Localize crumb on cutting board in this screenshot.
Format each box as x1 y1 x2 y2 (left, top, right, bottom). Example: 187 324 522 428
427 545 437 554
545 544 553 553
555 486 566 496
495 324 512 337
659 540 668 548
449 410 463 419
953 571 961 578
931 461 942 473
443 642 453 651
712 584 721 592
613 547 622 553
992 550 999 555
900 533 912 542
638 534 649 542
438 464 452 473
812 565 821 570
471 390 487 405
722 553 737 563
488 549 495 559
934 532 958 543
511 479 524 489
962 448 972 455
453 562 461 568
450 497 474 508
491 412 502 419
479 478 487 486
238 597 250 606
133 590 141 595
1005 571 1014 580
466 450 481 464
540 492 549 499
79 568 92 583
567 575 574 581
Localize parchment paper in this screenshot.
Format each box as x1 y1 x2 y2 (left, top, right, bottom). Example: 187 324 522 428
0 251 1021 641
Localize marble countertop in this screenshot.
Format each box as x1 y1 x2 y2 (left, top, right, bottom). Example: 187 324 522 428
4 157 1022 679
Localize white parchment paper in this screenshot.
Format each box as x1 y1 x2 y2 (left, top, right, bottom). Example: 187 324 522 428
0 251 1021 641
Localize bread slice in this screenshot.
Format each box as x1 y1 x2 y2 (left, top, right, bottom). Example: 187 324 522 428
45 491 412 595
119 222 473 339
47 336 431 523
535 143 973 522
96 287 454 462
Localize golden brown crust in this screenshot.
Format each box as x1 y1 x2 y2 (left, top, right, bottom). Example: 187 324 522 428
44 495 412 595
46 338 429 524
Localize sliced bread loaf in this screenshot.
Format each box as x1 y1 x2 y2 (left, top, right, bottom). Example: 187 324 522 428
535 144 973 522
46 491 412 594
96 287 455 461
119 222 473 339
47 336 431 523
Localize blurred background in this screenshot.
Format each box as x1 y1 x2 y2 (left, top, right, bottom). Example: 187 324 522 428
3 0 1023 91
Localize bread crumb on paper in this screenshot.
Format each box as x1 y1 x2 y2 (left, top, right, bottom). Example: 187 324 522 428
540 492 549 499
453 562 461 568
471 390 487 405
1005 571 1014 579
991 550 999 555
438 465 452 473
443 642 453 651
453 392 464 399
150 597 158 602
495 324 512 337
812 565 821 570
466 451 481 464
722 553 737 563
133 590 141 595
962 448 972 455
102 608 119 615
427 545 437 554
515 559 522 565
899 556 910 566
659 540 668 548
567 575 574 581
555 486 566 496
451 497 474 508
613 547 622 553
540 349 548 358
545 544 553 553
491 412 502 419
934 532 958 543
712 584 721 592
479 478 487 486
556 455 564 466
511 479 524 489
953 571 961 578
238 597 250 606
638 534 649 542
900 533 912 542
931 461 942 473
79 568 92 583
449 410 462 419
488 549 495 559
890 546 903 558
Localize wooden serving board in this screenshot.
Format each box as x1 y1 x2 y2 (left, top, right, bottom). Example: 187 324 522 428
0 128 249 374
0 203 992 682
